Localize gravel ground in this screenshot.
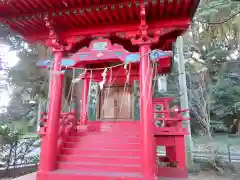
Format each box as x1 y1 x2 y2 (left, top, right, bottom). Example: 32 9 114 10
189 172 239 180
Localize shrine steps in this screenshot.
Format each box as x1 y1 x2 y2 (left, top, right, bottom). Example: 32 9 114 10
43 170 142 180
38 121 143 180
61 148 141 157
58 154 141 164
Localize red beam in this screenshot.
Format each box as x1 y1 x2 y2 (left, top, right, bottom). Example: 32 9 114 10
181 0 191 16
86 76 139 83
24 18 190 41
83 69 139 79
159 0 165 16
102 6 114 23
3 0 138 20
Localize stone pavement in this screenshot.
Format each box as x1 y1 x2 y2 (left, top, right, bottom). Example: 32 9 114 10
11 173 36 180
7 172 238 180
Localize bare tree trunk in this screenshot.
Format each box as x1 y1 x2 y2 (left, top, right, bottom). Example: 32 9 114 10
189 71 212 139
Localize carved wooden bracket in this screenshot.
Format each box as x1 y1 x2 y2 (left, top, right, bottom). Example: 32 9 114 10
44 16 86 53
115 2 160 46
44 16 65 52
132 1 159 45
65 36 85 51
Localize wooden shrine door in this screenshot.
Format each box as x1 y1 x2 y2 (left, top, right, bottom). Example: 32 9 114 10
99 86 132 120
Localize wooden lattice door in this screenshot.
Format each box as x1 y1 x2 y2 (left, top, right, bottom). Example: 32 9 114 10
99 86 132 120
117 86 132 119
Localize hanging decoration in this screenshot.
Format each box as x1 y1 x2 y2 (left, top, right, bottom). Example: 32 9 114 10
124 63 128 69
126 64 131 84
72 69 87 84
99 68 107 90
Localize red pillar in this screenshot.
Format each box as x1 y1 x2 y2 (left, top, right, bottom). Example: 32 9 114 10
139 44 156 179
80 78 90 124
39 51 64 172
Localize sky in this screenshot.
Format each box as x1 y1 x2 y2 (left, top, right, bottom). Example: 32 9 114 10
0 44 20 111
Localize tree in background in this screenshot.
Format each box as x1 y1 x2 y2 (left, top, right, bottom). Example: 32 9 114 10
181 0 240 136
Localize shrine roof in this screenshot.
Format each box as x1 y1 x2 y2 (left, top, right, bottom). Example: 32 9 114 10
0 0 199 42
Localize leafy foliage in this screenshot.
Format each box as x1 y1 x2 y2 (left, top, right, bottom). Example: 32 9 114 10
0 31 50 129
211 77 240 118
0 121 40 177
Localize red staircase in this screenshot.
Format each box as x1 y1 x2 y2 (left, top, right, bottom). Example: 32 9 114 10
38 121 143 180
38 98 191 180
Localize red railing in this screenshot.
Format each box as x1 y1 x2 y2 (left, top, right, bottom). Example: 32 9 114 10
37 112 48 136
153 98 190 178
57 112 76 153
152 98 190 134
37 111 77 154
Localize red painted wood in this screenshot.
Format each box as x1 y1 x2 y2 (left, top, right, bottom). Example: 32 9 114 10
155 117 190 121
72 127 141 134
153 97 189 178
155 136 176 146
56 116 76 154
23 18 190 41
58 155 141 164
0 0 197 19
139 44 155 179
159 0 165 16
82 68 139 79
64 141 140 149
156 167 188 178
38 170 143 180
181 0 190 16
67 136 140 143
166 0 174 16
152 97 174 103
61 148 141 157
77 121 141 130
73 131 141 136
39 52 64 172
155 131 189 136
57 162 141 172
37 121 144 179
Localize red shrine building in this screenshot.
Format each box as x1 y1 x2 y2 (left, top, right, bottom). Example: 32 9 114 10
0 1 199 180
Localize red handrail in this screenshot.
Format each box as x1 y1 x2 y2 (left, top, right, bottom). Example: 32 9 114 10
152 98 191 134
37 112 77 153
57 112 76 153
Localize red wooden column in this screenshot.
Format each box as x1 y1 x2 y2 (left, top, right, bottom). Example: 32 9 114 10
39 51 64 172
139 44 156 179
80 78 90 124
